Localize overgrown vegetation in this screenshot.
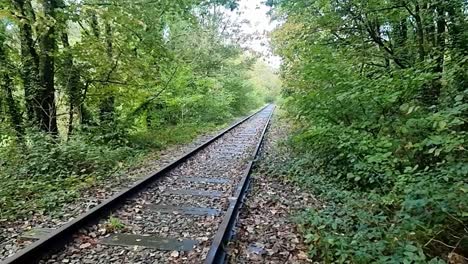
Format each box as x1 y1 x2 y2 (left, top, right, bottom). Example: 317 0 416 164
268 0 467 262
105 216 126 233
0 0 276 221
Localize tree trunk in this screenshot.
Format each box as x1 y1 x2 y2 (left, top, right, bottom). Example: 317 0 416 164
59 21 81 138
445 1 467 94
38 0 58 134
99 21 116 126
394 18 409 64
425 3 436 48
0 23 23 137
423 1 446 106
3 74 24 137
11 0 41 123
434 3 446 72
61 32 82 138
99 95 115 124
414 3 426 62
90 11 100 38
105 22 113 58
446 1 468 55
432 1 446 99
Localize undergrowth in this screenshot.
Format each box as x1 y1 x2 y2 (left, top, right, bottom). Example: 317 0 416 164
270 110 467 263
0 120 230 221
267 0 468 262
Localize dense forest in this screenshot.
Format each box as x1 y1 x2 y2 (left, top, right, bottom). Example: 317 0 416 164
268 0 467 263
0 0 278 220
1 0 467 262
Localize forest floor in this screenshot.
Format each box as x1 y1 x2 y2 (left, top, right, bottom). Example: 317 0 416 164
0 116 245 260
227 112 319 264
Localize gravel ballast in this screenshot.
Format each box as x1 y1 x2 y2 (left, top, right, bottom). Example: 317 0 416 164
12 106 275 264
0 108 269 262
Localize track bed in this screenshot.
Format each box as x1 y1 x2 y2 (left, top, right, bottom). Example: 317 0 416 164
2 105 274 264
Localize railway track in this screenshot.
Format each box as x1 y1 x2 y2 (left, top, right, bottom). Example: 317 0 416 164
2 105 275 264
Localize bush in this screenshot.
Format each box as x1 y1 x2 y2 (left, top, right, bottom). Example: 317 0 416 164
278 85 468 262
269 0 468 261
0 131 137 220
273 62 467 262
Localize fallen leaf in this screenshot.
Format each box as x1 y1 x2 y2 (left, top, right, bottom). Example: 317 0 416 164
79 242 91 249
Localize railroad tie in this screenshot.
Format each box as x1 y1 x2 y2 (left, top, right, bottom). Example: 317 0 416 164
165 189 223 197
101 234 198 251
145 205 221 216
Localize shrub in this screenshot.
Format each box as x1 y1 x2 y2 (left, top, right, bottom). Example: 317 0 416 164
0 131 137 220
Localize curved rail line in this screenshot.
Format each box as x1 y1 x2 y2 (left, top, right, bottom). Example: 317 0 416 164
1 104 274 264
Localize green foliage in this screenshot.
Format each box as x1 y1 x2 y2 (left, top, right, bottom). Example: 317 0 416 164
280 155 467 263
106 216 126 232
249 61 282 103
0 0 277 221
129 122 220 148
0 130 137 219
270 0 468 262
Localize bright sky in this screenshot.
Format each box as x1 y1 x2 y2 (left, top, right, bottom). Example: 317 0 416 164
226 0 282 69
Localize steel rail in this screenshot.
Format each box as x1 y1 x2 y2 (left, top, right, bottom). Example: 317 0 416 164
204 105 275 264
1 105 271 264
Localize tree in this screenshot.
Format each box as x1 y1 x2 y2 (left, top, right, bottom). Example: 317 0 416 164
269 0 467 261
0 22 23 137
